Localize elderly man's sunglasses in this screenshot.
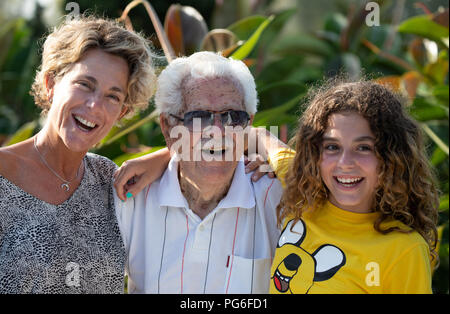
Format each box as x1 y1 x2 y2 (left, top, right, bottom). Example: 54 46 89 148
170 110 250 131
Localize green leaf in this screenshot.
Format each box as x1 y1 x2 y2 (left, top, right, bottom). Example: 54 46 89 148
2 120 37 147
409 97 449 122
98 109 159 148
253 91 306 127
432 85 449 106
113 146 165 166
421 123 449 155
230 15 274 60
272 34 335 58
430 146 448 166
256 55 305 86
323 13 347 35
227 15 267 41
439 194 449 212
258 81 307 111
409 97 448 121
398 15 449 45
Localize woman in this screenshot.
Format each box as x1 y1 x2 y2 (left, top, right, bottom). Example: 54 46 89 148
0 16 162 293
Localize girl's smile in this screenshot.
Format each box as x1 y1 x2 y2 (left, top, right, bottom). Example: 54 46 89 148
320 112 379 213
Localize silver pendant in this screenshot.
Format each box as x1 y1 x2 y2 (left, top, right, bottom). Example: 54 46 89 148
61 183 70 191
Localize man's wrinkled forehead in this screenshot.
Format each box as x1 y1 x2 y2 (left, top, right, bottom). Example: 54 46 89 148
180 76 245 109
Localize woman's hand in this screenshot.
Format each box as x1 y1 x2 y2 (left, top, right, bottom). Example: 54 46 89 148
113 147 171 201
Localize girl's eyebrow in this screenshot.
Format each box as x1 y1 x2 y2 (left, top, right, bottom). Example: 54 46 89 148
354 136 376 142
322 136 375 142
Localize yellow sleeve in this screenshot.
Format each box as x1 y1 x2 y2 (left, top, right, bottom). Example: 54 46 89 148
382 243 433 294
267 148 296 188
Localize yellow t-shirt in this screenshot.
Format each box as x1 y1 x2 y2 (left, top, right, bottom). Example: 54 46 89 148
267 147 295 188
267 149 433 294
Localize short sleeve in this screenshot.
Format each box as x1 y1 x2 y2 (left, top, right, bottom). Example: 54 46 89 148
382 243 432 294
267 148 296 188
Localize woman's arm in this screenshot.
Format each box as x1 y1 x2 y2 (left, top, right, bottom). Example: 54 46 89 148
113 147 171 201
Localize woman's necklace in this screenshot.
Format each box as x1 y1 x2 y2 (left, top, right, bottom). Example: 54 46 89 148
33 136 83 192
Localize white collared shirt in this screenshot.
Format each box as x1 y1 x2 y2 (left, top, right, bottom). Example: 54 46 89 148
115 155 282 294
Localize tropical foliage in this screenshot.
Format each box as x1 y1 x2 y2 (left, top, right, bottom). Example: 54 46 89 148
0 0 448 293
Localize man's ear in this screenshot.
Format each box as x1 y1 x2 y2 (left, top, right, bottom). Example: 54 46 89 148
160 114 173 147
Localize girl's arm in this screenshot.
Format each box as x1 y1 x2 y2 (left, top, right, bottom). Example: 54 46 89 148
245 127 295 187
113 147 171 201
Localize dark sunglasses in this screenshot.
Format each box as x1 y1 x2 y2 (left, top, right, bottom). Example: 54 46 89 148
170 110 250 131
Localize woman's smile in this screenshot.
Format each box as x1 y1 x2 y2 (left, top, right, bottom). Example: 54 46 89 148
46 48 129 152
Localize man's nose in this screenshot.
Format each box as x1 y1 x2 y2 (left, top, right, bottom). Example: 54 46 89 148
211 113 226 132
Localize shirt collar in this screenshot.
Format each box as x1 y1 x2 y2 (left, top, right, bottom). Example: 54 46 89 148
157 154 255 210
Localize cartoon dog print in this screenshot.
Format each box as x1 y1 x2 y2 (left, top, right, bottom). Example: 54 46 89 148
271 219 346 294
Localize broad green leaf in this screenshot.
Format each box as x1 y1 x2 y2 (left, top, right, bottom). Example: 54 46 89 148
255 8 297 55
253 91 306 127
432 85 449 106
113 146 165 166
2 120 37 147
424 56 449 85
256 55 305 86
258 81 307 112
409 97 449 121
230 15 274 60
439 194 449 212
272 34 335 58
398 15 449 46
323 13 347 35
431 147 448 166
227 15 267 41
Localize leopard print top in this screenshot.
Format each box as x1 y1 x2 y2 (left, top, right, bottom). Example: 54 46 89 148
0 153 126 294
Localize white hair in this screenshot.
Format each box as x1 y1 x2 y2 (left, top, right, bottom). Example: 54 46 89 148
155 51 258 115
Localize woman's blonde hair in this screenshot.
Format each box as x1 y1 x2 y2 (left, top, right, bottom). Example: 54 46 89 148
31 15 157 119
278 78 440 263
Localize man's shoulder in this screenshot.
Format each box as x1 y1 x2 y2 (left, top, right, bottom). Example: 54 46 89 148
251 174 283 192
251 175 283 206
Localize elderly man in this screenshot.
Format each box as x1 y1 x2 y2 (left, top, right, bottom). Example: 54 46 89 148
115 51 288 293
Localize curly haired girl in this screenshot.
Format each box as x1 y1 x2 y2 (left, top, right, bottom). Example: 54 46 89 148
270 79 439 294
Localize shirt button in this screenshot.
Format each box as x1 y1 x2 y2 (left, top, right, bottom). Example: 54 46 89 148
198 225 205 231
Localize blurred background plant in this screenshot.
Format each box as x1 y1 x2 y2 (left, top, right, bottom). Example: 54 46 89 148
0 0 448 293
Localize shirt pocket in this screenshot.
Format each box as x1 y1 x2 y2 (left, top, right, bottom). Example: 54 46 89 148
224 255 272 294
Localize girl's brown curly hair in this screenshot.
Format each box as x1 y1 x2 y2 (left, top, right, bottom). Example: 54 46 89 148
277 78 440 262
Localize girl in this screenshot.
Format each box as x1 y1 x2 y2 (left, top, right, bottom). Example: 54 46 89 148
270 80 439 294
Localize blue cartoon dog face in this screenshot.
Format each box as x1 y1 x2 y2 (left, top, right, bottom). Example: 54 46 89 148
271 219 346 294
